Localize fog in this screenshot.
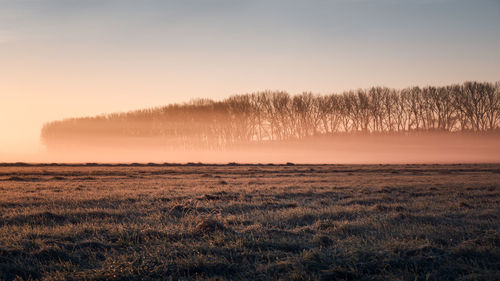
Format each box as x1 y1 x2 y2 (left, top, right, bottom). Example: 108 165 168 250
27 133 498 164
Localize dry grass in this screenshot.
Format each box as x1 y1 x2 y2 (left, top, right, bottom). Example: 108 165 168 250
0 164 499 280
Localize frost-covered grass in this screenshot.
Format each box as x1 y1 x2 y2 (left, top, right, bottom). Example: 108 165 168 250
0 164 499 280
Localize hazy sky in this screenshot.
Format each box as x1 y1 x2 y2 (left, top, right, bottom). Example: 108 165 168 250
1 0 500 160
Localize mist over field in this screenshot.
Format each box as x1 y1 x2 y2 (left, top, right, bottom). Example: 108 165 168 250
39 133 499 164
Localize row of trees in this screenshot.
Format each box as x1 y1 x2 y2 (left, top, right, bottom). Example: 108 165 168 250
41 81 500 149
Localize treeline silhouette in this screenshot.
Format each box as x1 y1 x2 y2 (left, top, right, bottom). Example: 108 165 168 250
41 81 500 150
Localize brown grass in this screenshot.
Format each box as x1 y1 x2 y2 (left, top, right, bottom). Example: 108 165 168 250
0 164 499 280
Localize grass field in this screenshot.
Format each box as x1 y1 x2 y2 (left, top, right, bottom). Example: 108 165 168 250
0 164 499 280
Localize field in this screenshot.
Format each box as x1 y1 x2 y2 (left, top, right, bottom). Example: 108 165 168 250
0 164 499 280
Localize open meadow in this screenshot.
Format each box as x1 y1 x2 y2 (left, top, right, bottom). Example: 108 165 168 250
0 164 499 280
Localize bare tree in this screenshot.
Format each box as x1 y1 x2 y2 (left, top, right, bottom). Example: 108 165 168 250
41 82 500 151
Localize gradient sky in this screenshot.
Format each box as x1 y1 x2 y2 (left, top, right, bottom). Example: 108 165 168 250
1 0 500 160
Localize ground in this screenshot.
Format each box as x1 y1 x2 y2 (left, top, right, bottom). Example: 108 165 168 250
0 164 499 280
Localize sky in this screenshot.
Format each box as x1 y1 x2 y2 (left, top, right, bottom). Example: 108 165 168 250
1 0 500 161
